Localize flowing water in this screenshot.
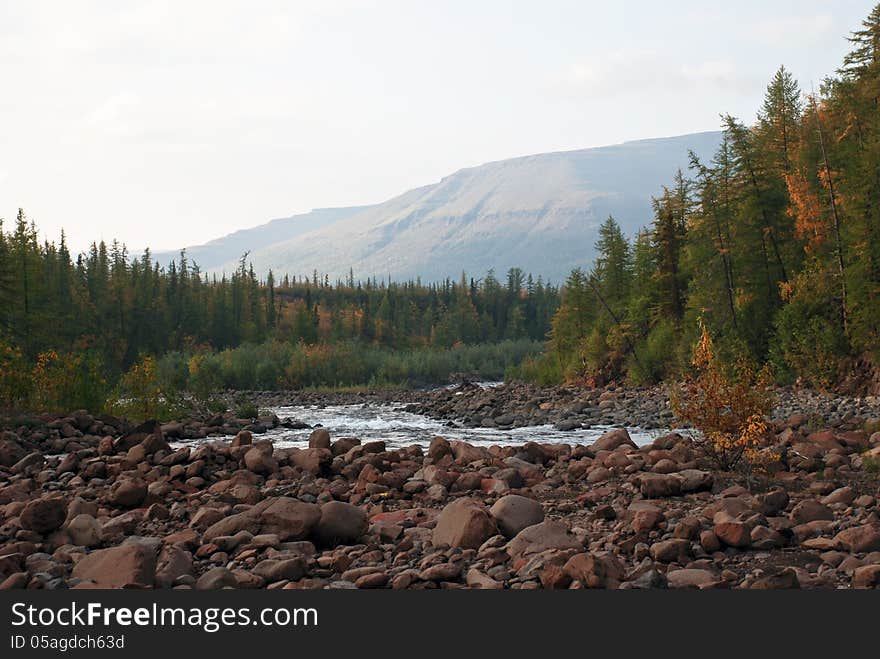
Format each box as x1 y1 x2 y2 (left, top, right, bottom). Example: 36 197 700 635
245 401 663 449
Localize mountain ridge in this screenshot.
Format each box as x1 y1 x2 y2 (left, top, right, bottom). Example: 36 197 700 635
159 131 723 283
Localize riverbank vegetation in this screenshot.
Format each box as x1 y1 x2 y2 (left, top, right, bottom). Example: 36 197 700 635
529 6 880 391
2 6 879 413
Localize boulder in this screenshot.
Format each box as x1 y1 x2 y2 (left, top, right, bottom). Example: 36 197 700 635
72 542 157 588
308 428 331 449
19 497 68 534
195 567 237 590
432 498 498 549
109 478 148 508
506 520 582 561
637 473 682 498
66 514 103 547
790 499 834 525
316 501 368 546
154 545 193 588
834 525 880 553
258 497 322 541
592 428 638 452
650 538 691 563
667 568 719 589
489 495 544 539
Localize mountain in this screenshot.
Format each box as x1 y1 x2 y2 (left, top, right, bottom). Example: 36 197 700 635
166 131 723 283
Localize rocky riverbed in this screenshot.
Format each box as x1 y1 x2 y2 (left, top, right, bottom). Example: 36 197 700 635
243 381 880 432
1 385 880 590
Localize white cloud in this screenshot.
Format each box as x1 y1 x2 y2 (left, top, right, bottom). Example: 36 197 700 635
749 13 835 45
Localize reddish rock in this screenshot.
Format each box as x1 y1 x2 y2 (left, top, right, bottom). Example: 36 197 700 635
19 497 68 534
506 520 582 561
432 498 498 549
714 519 752 548
316 501 368 546
834 525 880 553
637 473 682 498
592 428 638 452
790 499 834 525
489 495 544 539
72 543 157 589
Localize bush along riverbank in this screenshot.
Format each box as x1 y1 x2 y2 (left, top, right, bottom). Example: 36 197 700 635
1 396 880 590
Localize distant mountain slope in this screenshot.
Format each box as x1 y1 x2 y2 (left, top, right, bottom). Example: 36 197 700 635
153 206 370 270
172 131 723 282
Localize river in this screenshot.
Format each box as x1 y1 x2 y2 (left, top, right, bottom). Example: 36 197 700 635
251 401 663 449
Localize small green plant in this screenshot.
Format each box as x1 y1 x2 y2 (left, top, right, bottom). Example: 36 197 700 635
862 454 880 473
233 395 259 419
205 398 228 414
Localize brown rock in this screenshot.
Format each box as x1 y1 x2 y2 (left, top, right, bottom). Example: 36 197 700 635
489 495 544 539
316 501 368 546
507 520 582 561
72 542 157 588
650 538 691 563
637 473 682 498
19 497 68 534
258 497 322 541
308 428 331 449
433 498 498 549
714 520 751 548
834 525 880 553
109 478 148 508
852 565 880 588
790 499 834 525
592 428 638 452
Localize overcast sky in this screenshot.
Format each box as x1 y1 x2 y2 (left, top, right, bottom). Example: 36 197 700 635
0 0 873 252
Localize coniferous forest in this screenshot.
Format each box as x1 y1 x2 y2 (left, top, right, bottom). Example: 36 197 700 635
2 6 880 413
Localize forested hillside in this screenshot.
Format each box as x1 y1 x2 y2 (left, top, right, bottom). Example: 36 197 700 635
2 5 880 413
527 6 880 392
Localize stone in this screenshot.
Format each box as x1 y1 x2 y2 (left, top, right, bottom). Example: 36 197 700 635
714 520 751 548
821 487 856 506
109 478 148 508
0 438 26 467
756 489 789 516
231 430 253 448
154 545 193 588
650 538 691 563
506 520 582 561
289 448 331 475
72 542 157 588
466 568 502 589
195 567 237 590
66 514 103 547
667 568 718 589
637 473 682 498
258 497 322 541
563 553 612 588
432 498 498 549
834 525 880 553
19 497 68 534
592 428 638 452
632 508 664 536
489 495 544 539
254 558 306 583
316 501 368 546
852 565 880 588
244 446 278 474
419 562 462 581
308 428 331 449
751 568 801 589
676 469 714 493
427 436 452 460
790 499 834 525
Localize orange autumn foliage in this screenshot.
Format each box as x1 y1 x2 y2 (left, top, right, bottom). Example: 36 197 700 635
670 326 777 471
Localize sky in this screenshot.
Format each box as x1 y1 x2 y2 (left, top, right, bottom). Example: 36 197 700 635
0 0 874 253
